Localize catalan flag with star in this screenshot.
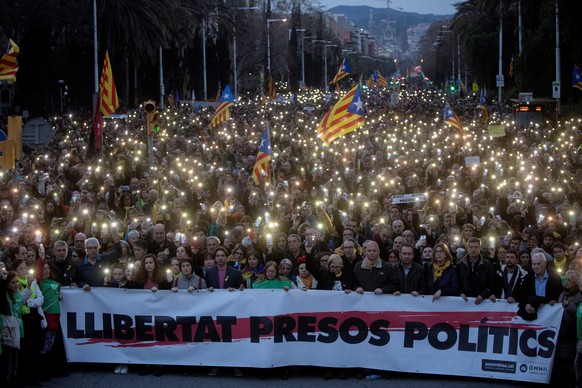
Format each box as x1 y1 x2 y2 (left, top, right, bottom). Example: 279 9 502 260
252 125 272 186
210 85 234 128
316 84 365 146
367 69 388 88
444 101 464 133
0 39 20 81
329 58 350 85
477 96 489 123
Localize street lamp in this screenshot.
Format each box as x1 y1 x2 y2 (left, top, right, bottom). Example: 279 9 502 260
233 6 260 100
324 44 337 92
267 18 287 71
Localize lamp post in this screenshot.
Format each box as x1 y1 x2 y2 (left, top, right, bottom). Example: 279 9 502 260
202 16 207 100
324 44 337 92
267 18 287 71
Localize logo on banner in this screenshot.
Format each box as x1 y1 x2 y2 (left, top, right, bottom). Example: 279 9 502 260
481 359 516 374
518 362 550 376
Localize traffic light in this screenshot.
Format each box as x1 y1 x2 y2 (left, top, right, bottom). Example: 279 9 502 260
143 100 160 134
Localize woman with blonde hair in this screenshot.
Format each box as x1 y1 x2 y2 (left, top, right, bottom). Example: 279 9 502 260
425 243 459 301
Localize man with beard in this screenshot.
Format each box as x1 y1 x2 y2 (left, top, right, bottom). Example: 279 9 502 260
494 249 534 306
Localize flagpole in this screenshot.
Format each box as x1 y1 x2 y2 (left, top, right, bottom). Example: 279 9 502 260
93 0 102 156
202 17 207 100
159 47 164 109
93 0 98 94
555 0 561 113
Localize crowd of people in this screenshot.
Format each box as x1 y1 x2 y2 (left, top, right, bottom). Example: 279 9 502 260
0 84 581 386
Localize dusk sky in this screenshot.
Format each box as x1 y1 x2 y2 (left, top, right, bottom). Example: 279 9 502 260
318 0 457 15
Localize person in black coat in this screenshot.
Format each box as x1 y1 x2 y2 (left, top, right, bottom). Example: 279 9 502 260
492 249 534 304
305 251 352 291
457 237 495 304
352 241 399 295
395 244 426 295
522 251 563 319
205 247 243 291
425 243 459 300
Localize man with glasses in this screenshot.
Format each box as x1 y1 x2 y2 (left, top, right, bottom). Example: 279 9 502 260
20 223 37 247
340 238 361 277
401 230 415 245
72 232 86 252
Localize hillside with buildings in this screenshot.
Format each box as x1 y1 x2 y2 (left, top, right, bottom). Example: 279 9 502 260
327 5 450 60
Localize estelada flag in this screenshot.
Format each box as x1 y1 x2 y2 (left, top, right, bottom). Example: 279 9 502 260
0 39 19 81
316 84 365 147
444 101 464 133
329 58 350 84
210 85 234 128
252 126 272 186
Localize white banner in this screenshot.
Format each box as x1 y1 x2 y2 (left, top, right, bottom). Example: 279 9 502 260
60 288 563 384
391 193 427 205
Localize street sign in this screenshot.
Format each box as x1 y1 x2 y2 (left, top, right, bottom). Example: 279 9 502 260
552 81 560 99
496 75 505 87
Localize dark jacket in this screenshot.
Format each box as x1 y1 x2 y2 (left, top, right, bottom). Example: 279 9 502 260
205 266 243 289
396 262 426 294
305 253 353 291
76 254 113 287
528 268 563 309
341 254 363 278
457 254 495 299
47 257 78 286
494 265 535 304
425 264 459 296
352 259 399 294
556 290 582 359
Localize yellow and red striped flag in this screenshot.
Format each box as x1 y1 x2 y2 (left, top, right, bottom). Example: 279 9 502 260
252 126 272 186
0 39 20 81
99 51 119 116
210 85 234 128
329 58 350 84
316 84 365 147
444 101 464 132
267 70 276 100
